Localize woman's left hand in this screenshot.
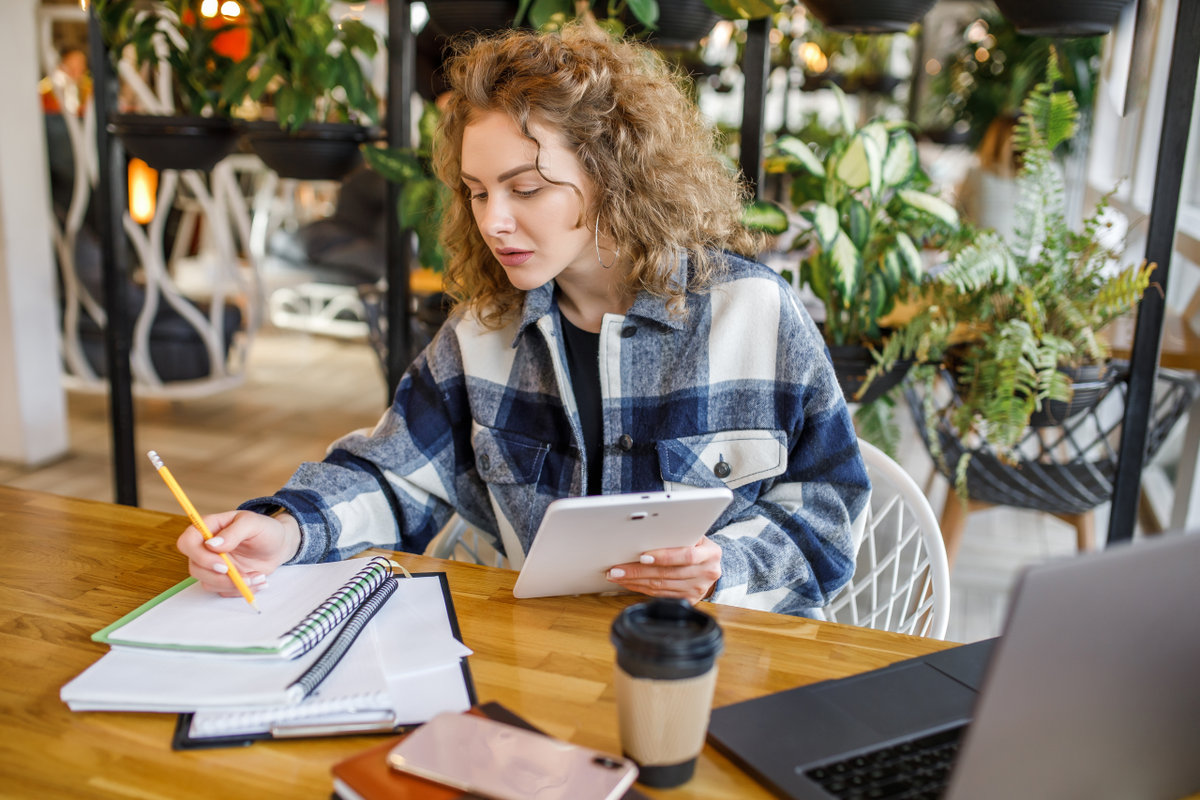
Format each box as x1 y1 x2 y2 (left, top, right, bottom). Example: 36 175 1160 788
606 536 722 605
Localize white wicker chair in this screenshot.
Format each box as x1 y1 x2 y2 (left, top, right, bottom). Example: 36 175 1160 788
425 515 506 568
823 439 951 639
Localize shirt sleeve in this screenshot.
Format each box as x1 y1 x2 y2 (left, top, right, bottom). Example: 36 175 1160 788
238 318 496 563
707 283 871 616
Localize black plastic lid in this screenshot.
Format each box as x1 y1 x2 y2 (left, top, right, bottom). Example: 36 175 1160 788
611 599 723 677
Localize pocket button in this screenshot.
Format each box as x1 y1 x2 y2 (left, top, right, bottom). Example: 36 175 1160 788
714 460 732 479
480 454 491 471
617 434 634 451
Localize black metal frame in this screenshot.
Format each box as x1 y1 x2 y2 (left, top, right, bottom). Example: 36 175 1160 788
1108 0 1200 543
385 0 414 405
89 10 138 506
739 16 772 200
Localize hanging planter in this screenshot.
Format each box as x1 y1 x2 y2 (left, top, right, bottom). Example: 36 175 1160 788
1027 363 1119 427
800 0 938 33
425 0 527 38
991 0 1133 37
245 122 374 181
625 0 721 49
109 115 240 172
827 342 914 405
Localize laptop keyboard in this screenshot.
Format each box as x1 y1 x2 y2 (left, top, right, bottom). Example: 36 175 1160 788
803 725 966 800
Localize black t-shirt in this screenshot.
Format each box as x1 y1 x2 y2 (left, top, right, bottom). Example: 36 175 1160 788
559 314 604 496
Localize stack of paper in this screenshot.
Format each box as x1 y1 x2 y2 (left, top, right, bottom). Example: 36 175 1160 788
61 566 473 740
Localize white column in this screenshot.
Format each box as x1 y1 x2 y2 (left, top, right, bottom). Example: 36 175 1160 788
0 0 68 465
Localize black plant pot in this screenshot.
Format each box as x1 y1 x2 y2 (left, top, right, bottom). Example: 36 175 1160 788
826 343 914 405
992 0 1133 37
623 0 721 49
801 0 938 33
109 115 240 172
923 125 973 146
245 122 373 182
1027 362 1119 427
425 0 526 38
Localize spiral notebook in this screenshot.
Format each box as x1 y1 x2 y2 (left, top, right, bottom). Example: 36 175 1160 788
93 556 397 658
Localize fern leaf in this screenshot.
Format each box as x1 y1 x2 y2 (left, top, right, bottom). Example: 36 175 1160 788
941 233 1016 292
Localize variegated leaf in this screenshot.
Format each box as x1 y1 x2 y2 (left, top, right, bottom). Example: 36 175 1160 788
882 131 918 187
898 189 959 228
895 231 923 281
775 136 825 178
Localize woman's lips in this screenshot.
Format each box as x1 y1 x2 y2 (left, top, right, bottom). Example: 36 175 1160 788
496 249 533 267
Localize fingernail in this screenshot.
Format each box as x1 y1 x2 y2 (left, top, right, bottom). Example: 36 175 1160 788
639 554 655 564
212 562 229 574
250 574 268 585
206 537 224 548
609 568 625 579
254 581 268 591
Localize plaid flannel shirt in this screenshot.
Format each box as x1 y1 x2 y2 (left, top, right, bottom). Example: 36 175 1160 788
242 252 871 616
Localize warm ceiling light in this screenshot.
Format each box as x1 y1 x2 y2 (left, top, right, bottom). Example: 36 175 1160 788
925 59 942 76
975 47 990 62
966 20 988 43
220 0 241 17
128 158 158 226
799 42 828 74
200 0 219 17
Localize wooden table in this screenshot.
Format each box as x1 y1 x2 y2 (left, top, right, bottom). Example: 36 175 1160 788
0 486 955 799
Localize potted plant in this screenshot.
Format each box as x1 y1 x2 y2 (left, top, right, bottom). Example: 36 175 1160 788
872 53 1153 487
426 0 530 39
514 0 661 39
96 0 247 171
992 0 1133 37
229 0 381 181
798 0 937 34
766 85 961 406
361 103 449 274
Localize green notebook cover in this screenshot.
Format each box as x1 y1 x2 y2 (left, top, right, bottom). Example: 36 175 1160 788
91 578 279 655
90 557 395 656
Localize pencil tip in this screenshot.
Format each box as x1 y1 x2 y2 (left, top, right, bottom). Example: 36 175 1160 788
251 600 262 613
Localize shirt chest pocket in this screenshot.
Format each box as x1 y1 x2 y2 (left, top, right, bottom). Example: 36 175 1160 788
657 429 788 492
471 424 550 485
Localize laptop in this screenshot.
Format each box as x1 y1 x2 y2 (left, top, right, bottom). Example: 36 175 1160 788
708 531 1200 800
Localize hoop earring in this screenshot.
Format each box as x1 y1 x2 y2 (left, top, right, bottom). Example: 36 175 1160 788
594 212 620 269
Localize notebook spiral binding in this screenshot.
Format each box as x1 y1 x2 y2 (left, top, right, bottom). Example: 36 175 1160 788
282 556 394 657
291 575 398 698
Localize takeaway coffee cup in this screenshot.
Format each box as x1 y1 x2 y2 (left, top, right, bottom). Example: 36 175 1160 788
610 599 724 788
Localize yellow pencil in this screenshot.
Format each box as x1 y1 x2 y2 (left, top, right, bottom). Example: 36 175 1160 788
148 451 261 613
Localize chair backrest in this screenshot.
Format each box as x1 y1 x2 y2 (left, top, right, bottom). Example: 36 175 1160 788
824 439 951 639
426 515 507 568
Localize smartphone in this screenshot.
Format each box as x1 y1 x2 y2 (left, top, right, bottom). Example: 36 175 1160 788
386 712 638 800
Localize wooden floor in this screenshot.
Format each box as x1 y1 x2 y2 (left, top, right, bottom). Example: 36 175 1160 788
0 327 389 519
0 325 1133 644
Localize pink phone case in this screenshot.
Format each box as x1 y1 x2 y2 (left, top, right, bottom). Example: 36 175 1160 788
386 712 638 800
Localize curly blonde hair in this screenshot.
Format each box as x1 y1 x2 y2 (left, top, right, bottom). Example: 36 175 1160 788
434 25 763 328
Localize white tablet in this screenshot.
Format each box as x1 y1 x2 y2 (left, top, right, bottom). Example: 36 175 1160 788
511 488 733 599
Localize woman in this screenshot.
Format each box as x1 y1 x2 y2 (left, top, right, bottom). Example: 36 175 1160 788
178 26 870 616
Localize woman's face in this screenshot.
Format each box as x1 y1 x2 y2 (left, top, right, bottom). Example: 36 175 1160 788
460 111 599 292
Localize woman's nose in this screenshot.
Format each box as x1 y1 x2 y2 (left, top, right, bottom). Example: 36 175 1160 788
480 199 516 237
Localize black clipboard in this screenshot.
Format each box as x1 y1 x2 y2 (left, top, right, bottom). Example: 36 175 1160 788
172 572 476 750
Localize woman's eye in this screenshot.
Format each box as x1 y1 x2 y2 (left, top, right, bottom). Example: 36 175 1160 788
470 192 487 201
514 188 541 198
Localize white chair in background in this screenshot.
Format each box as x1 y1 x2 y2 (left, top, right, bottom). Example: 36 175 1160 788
426 515 507 568
824 439 951 640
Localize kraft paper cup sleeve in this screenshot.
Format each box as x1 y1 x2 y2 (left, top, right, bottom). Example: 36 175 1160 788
614 664 718 767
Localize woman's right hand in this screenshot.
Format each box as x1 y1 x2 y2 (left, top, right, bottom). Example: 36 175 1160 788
176 510 302 596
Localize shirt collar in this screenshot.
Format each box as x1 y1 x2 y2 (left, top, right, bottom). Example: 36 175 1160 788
511 251 690 346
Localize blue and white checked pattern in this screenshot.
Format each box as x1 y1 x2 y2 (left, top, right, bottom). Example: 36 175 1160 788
242 253 871 616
